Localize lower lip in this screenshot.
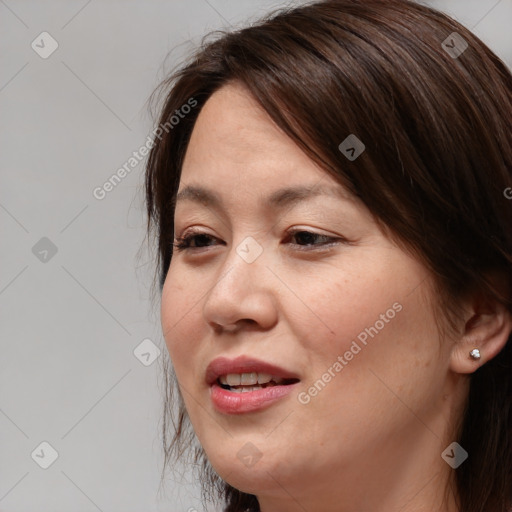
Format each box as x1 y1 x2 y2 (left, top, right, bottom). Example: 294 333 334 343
210 381 300 414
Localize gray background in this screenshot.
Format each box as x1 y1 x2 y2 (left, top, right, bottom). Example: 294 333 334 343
1 1 510 511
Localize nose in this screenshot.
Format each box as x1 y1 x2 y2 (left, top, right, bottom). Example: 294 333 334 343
202 246 278 334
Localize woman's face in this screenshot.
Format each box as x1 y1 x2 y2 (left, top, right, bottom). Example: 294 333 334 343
161 83 461 510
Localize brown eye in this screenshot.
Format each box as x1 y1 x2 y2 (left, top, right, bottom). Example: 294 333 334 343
289 230 332 246
173 232 221 251
172 229 344 253
286 229 342 251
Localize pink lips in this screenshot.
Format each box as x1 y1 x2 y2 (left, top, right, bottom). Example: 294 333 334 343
205 355 301 414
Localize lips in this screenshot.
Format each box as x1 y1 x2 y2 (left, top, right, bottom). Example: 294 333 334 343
205 355 300 387
206 355 301 414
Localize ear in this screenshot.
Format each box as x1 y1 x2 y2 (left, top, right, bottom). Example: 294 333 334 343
450 286 512 374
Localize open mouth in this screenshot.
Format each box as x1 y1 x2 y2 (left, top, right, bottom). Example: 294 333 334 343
208 362 302 413
216 373 300 393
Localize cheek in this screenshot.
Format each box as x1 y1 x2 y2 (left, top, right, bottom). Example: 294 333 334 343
302 277 442 432
160 269 203 377
296 252 442 404
287 262 402 356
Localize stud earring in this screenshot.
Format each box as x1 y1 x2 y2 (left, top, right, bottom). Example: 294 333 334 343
469 348 481 360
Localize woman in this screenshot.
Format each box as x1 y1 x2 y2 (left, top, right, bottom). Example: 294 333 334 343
144 1 512 510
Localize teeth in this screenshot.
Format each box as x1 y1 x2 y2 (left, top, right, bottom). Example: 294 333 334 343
218 372 283 386
230 385 272 393
226 374 241 386
257 372 273 384
241 372 258 385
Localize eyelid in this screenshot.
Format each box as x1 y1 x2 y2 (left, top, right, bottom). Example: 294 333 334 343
175 224 341 239
173 226 347 252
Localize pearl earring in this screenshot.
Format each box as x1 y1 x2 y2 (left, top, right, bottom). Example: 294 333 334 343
469 348 481 360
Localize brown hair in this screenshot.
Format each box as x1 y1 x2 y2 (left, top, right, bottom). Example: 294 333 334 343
144 1 512 510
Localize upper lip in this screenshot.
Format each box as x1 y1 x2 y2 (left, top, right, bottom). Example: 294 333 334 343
205 355 301 386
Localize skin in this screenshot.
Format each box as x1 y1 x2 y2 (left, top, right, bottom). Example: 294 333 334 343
160 82 511 512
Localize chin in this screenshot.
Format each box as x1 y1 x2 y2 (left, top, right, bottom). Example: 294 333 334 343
206 445 297 494
221 468 280 497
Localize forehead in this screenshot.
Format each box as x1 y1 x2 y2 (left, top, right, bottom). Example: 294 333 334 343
185 82 284 156
178 82 348 202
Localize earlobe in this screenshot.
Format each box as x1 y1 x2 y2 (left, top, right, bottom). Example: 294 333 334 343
450 300 512 374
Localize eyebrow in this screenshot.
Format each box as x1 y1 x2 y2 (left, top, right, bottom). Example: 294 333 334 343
172 183 351 211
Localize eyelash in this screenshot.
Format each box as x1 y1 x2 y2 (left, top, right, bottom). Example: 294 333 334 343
172 228 344 253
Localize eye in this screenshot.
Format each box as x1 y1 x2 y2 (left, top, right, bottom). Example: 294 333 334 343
284 228 341 251
173 231 221 251
172 228 344 253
